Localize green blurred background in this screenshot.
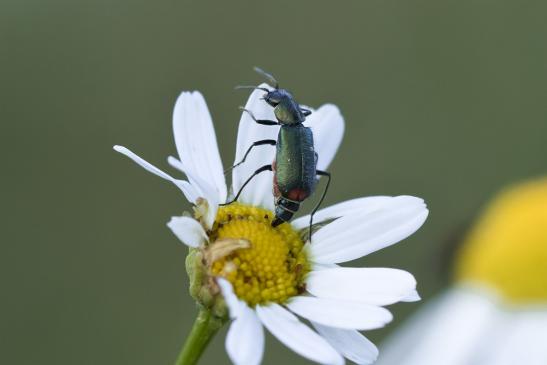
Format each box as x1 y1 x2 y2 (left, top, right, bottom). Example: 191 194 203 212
2 0 546 364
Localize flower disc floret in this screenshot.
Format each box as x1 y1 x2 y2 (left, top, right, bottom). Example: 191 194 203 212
209 203 309 306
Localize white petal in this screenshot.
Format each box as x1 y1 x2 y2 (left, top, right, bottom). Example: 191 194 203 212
256 303 343 365
310 196 428 264
376 287 502 365
401 289 421 302
312 322 378 365
168 156 218 229
217 278 242 319
311 262 340 271
113 145 198 202
306 267 417 306
172 91 227 202
217 279 266 365
232 84 277 211
304 104 344 171
167 156 216 199
286 296 392 330
166 216 207 247
292 196 391 231
476 310 547 365
226 306 264 365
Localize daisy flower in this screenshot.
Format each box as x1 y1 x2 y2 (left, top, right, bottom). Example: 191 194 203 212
114 84 429 365
377 177 547 365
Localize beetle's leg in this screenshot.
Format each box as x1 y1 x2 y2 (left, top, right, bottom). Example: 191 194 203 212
239 107 278 126
224 139 277 173
300 107 312 117
220 164 273 206
308 170 331 242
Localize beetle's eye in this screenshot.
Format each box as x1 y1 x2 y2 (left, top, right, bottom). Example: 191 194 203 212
264 94 279 107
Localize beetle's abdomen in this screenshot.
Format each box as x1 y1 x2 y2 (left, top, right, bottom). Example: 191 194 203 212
272 198 300 227
275 125 317 202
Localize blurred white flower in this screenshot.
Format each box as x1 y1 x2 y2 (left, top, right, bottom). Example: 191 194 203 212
114 85 428 365
377 178 547 365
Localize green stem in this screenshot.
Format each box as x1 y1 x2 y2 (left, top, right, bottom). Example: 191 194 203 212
174 308 226 365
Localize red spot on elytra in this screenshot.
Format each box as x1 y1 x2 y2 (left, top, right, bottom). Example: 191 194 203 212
287 188 310 201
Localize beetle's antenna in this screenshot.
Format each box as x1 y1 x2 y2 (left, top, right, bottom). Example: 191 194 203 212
234 85 270 92
253 67 279 89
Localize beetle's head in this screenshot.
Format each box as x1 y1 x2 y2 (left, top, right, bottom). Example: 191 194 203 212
236 67 309 125
269 90 305 125
263 89 291 108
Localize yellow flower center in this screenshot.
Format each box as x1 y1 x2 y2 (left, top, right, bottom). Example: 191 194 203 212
455 177 547 304
208 203 310 306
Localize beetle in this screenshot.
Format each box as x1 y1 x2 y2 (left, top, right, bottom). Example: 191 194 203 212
222 68 331 240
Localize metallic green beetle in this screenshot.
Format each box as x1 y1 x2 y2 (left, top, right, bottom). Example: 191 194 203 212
223 68 331 240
